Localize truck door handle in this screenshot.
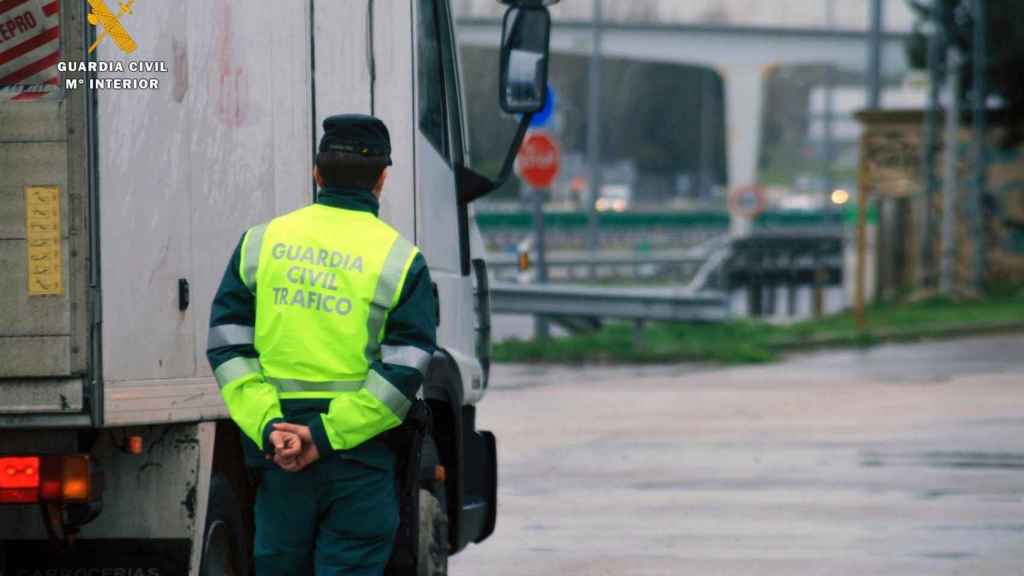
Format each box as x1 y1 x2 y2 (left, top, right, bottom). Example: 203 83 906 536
178 278 190 311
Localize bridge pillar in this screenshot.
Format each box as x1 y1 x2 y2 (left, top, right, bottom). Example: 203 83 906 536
721 64 765 236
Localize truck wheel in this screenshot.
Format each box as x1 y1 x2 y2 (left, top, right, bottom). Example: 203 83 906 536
418 486 448 576
201 475 249 576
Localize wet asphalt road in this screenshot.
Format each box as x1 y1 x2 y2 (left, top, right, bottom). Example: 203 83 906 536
449 334 1024 575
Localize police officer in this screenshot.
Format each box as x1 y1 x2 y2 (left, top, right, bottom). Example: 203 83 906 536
207 114 437 575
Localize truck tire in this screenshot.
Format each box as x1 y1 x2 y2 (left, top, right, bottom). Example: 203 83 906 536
418 486 448 576
200 475 249 576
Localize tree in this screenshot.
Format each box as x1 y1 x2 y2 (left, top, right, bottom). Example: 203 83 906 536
906 0 1024 145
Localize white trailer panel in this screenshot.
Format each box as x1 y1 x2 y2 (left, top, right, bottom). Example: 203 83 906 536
97 0 195 386
98 0 315 424
371 0 417 241
314 0 373 140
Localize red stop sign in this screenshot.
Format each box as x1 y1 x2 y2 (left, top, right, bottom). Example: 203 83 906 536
516 131 560 189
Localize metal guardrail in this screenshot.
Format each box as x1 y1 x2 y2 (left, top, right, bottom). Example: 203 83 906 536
488 251 708 282
475 210 846 231
487 251 708 270
488 235 731 283
490 283 729 323
486 233 846 328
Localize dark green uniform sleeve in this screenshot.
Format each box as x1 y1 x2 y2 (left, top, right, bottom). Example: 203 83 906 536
309 253 438 455
207 234 283 455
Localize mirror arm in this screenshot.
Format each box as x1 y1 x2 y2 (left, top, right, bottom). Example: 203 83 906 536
456 165 494 206
458 112 534 205
496 111 534 187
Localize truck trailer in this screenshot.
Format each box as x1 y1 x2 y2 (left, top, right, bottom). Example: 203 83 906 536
0 0 553 573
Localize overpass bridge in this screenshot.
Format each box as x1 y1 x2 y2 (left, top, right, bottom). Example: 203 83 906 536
456 16 910 196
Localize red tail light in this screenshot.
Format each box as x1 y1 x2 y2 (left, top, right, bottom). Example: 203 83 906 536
0 455 91 504
0 456 40 503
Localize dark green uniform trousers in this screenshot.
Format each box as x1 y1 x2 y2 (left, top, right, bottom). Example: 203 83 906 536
254 455 398 576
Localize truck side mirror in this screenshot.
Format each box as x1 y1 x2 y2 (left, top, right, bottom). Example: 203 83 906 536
499 7 551 114
458 3 553 205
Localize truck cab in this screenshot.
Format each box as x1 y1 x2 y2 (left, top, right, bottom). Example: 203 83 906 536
0 0 552 574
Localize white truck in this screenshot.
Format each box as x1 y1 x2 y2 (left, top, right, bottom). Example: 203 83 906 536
0 0 553 574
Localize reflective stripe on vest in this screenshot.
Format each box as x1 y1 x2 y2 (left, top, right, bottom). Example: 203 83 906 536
267 377 363 394
207 323 254 350
213 356 261 389
365 369 412 418
268 372 411 419
240 223 267 292
381 345 431 375
363 236 416 363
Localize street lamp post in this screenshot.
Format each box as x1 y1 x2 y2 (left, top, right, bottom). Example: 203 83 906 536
920 0 944 290
856 0 884 329
939 46 961 297
971 0 988 292
586 0 603 277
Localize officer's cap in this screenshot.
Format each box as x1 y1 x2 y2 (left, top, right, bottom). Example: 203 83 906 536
318 114 393 166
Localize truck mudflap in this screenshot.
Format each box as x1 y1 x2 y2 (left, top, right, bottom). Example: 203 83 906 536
476 430 498 543
458 428 497 547
1 539 191 576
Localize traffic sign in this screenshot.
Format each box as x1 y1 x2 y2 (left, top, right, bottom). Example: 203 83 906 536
728 185 766 219
529 84 556 128
517 131 560 189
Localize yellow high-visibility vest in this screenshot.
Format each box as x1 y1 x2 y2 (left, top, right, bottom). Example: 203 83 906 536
239 204 418 403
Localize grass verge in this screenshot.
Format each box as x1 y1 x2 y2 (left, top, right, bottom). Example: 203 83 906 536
492 292 1024 365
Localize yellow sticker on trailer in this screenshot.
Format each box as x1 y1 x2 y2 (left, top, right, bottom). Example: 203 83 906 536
25 186 63 296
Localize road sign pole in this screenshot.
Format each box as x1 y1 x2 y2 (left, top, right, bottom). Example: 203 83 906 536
532 187 550 340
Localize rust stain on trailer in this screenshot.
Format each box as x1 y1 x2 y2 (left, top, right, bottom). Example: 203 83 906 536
210 0 249 127
172 37 188 102
181 481 197 521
